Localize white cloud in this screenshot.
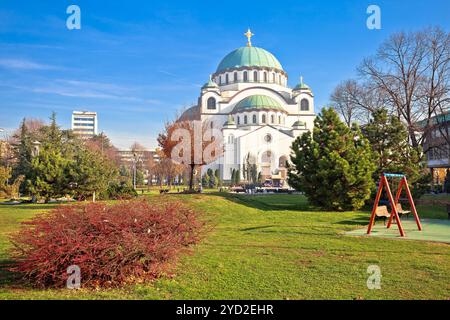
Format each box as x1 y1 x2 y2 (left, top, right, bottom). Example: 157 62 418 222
0 58 59 70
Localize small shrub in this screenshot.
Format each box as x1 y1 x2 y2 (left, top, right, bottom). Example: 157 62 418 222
103 183 138 200
9 199 204 288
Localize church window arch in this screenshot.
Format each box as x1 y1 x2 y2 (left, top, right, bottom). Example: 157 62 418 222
271 114 275 123
252 114 257 123
300 98 309 111
272 73 276 83
263 72 268 82
278 74 282 84
243 71 248 82
253 71 258 82
278 115 281 124
225 74 229 84
237 116 240 125
262 114 266 123
244 115 248 124
234 72 238 82
207 97 216 110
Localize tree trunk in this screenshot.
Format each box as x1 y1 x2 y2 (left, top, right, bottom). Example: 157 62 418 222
189 164 195 190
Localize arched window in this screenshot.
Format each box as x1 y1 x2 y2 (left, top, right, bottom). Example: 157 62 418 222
237 116 240 125
252 114 257 123
253 71 258 82
272 73 276 83
300 99 309 111
278 115 281 124
244 115 248 124
262 114 266 123
207 97 216 110
243 71 248 82
234 72 238 82
225 74 229 84
278 75 282 84
263 72 267 82
271 115 274 123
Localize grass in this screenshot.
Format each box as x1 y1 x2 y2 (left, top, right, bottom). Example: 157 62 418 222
0 193 449 299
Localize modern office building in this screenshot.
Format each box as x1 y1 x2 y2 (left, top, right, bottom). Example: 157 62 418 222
71 111 98 137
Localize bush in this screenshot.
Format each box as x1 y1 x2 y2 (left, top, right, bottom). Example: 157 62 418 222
9 199 204 288
103 183 138 200
288 108 376 211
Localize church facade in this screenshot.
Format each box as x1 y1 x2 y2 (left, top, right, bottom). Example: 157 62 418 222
180 30 316 185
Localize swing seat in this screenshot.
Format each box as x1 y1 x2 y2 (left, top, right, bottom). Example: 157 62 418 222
375 206 390 225
395 203 411 219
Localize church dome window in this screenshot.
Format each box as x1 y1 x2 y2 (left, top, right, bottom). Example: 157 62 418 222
252 114 257 123
300 99 309 111
253 71 258 82
244 115 248 124
264 134 272 143
243 71 248 82
271 114 274 123
278 115 281 124
234 72 238 82
207 97 217 110
264 72 268 82
262 114 266 123
225 74 229 84
237 116 240 125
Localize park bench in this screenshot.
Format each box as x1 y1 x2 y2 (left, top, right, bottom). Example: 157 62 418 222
375 205 390 225
395 203 411 219
159 189 169 194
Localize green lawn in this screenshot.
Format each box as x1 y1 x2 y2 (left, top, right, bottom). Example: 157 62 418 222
0 194 449 299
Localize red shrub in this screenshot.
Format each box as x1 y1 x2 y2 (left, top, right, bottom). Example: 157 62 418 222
9 199 204 288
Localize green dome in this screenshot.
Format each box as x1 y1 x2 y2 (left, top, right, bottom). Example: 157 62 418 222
233 95 285 113
216 47 283 73
292 120 306 127
294 83 310 90
202 78 218 89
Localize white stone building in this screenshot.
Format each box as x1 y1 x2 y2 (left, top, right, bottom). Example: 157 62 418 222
180 30 316 185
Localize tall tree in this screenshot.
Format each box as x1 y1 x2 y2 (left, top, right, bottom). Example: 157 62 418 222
158 119 222 190
288 108 376 211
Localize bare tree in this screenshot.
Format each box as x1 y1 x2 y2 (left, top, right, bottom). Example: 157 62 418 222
359 30 428 148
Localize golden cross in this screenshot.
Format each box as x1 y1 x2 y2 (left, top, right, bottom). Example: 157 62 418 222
244 28 254 47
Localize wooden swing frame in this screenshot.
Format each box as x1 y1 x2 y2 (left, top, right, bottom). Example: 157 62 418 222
367 173 422 237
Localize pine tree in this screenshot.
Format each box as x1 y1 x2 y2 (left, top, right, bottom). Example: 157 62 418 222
362 108 423 185
235 169 241 185
230 169 236 186
288 107 376 211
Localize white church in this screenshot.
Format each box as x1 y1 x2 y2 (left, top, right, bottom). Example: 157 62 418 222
180 29 316 185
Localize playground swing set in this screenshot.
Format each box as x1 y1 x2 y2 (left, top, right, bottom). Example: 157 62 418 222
367 173 423 237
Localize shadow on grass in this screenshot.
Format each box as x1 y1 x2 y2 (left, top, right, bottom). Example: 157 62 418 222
209 192 322 212
0 258 22 289
0 204 58 212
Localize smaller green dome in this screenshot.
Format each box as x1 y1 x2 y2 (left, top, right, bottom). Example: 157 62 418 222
233 95 285 113
293 77 310 91
223 114 236 126
202 77 218 89
292 120 306 127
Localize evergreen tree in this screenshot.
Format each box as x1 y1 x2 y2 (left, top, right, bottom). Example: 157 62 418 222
230 169 236 186
202 173 210 188
13 119 33 191
235 169 241 185
288 107 376 211
362 109 422 182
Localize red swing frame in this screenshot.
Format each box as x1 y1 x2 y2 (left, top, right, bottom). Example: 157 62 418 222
367 173 422 237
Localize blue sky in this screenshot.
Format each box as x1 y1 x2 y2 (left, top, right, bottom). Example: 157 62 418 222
0 0 449 149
